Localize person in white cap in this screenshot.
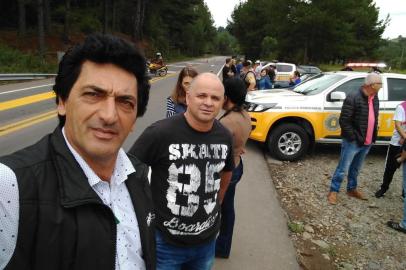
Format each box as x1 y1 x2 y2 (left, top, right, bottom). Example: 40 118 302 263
253 60 262 86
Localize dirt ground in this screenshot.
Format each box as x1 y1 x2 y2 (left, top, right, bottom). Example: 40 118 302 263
266 144 406 270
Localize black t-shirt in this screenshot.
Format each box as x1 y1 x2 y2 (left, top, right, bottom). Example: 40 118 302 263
129 114 234 246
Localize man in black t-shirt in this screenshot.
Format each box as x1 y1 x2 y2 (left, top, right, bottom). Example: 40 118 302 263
130 73 234 270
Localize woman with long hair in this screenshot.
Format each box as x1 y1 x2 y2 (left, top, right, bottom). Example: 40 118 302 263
216 77 252 258
166 66 198 118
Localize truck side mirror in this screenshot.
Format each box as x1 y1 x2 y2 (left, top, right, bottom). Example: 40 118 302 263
330 91 346 101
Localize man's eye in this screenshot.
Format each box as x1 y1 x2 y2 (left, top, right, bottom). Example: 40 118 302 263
84 91 102 97
117 98 136 110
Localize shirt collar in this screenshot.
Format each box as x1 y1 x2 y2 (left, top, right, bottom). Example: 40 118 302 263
62 127 135 187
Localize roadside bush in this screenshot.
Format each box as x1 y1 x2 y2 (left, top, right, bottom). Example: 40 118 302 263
0 44 57 73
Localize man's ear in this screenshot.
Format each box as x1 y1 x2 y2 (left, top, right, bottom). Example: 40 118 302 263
57 98 67 116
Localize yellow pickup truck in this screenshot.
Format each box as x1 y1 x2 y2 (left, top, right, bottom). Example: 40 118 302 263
246 71 406 161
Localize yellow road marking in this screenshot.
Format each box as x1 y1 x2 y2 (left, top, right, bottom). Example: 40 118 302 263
0 72 178 136
0 74 177 112
0 110 57 136
0 91 56 111
150 72 177 82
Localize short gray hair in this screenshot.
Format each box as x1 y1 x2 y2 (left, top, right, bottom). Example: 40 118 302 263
364 73 382 85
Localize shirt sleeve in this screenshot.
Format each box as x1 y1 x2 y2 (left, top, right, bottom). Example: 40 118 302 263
129 124 161 166
393 104 405 122
0 163 19 269
166 97 176 118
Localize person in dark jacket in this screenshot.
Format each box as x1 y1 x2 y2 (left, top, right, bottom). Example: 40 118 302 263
222 58 235 82
0 34 156 270
327 73 382 205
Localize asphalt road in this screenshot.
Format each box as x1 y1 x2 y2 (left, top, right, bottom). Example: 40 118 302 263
0 57 300 269
0 57 222 154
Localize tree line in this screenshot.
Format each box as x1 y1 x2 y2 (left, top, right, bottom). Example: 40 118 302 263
0 0 236 60
228 0 390 65
1 0 404 70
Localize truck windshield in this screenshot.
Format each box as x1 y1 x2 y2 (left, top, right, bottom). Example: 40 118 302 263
276 64 294 72
294 73 346 95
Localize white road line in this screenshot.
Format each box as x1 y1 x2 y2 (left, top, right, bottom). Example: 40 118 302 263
0 83 54 95
166 65 186 68
217 64 225 78
0 59 223 96
167 63 202 68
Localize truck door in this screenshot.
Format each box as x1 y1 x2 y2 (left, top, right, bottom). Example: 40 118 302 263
380 77 406 139
322 78 364 139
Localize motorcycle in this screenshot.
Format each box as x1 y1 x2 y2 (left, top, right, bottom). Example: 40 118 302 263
147 61 168 77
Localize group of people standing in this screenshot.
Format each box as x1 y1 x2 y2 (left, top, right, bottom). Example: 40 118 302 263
0 35 252 270
222 57 276 91
327 72 406 235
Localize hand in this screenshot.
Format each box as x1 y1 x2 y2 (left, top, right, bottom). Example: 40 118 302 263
399 137 405 145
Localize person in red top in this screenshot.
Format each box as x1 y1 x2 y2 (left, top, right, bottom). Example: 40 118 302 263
327 73 382 205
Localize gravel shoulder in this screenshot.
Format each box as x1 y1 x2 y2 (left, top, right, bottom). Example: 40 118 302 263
266 144 406 270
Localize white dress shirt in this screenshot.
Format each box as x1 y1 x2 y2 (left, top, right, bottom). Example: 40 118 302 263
0 129 146 270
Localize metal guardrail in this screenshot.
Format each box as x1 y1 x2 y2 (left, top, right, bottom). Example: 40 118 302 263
0 73 57 81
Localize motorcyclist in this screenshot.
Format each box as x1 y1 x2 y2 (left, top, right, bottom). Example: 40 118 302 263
150 52 164 71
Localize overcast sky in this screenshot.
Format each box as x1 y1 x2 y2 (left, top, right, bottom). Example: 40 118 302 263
204 0 406 39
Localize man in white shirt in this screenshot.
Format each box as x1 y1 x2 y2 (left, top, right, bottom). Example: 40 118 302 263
375 101 406 199
0 34 155 270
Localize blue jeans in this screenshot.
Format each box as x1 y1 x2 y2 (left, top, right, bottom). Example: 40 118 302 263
402 164 406 228
330 139 371 192
155 230 215 270
215 158 244 257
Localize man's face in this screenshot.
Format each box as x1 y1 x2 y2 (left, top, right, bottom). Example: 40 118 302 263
186 75 224 125
365 81 382 96
58 61 138 164
371 82 382 92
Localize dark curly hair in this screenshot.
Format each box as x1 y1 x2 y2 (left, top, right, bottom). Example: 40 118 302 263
54 33 150 126
223 77 247 111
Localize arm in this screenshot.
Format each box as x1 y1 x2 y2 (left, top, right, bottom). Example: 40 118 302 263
395 121 406 145
217 129 235 204
218 170 233 204
339 94 356 141
0 164 19 269
393 105 406 144
166 97 176 118
246 73 256 91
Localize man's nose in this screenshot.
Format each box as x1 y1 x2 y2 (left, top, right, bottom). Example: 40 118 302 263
203 97 214 106
99 97 118 124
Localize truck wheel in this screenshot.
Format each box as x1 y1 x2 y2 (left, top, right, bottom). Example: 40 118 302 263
267 123 309 161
